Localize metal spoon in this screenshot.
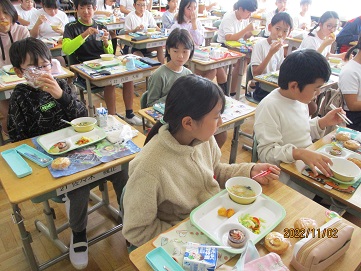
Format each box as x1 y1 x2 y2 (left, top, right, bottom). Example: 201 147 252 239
24 152 50 163
60 119 76 126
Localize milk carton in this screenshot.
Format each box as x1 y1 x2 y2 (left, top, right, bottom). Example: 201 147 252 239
96 103 108 127
183 242 218 271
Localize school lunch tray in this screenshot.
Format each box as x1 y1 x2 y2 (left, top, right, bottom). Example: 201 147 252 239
37 126 106 155
190 189 286 254
83 58 121 70
316 143 361 185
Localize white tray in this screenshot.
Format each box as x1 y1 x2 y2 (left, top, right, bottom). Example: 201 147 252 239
190 190 286 254
83 59 121 70
316 144 361 184
37 126 106 155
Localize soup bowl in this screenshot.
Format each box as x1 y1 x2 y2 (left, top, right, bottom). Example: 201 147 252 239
225 177 262 204
71 117 97 133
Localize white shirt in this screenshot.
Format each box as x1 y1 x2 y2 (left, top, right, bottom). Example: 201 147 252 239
293 12 311 30
250 38 284 74
299 31 331 57
217 11 249 43
14 5 38 28
29 9 69 38
120 0 135 12
125 10 157 31
96 0 114 12
339 59 361 111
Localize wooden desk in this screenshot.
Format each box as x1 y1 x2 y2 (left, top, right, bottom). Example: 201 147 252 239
104 18 125 31
280 131 361 218
117 34 167 50
50 42 64 57
198 16 219 27
285 37 303 56
127 181 361 271
70 63 158 117
189 52 246 99
138 97 256 164
0 119 145 271
204 29 217 46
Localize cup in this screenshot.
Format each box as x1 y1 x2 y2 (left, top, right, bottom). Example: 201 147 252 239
96 30 104 41
252 20 260 29
23 68 47 88
125 56 136 70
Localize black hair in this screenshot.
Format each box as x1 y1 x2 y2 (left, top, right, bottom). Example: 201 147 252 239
177 0 197 24
73 0 96 8
41 0 58 9
103 0 115 9
308 11 338 37
233 0 257 12
145 74 226 144
9 37 52 69
300 0 312 5
278 49 330 91
0 0 18 23
133 0 144 4
270 11 293 29
345 33 361 61
166 0 172 10
165 28 194 62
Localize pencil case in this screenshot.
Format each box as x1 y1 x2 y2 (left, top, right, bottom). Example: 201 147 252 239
146 247 183 271
290 218 354 271
1 148 32 178
15 144 53 167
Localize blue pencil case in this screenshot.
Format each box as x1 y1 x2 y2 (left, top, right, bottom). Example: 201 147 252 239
1 148 32 178
153 103 165 114
145 247 184 271
15 144 53 167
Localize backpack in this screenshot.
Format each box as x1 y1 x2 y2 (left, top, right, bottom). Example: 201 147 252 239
318 88 345 134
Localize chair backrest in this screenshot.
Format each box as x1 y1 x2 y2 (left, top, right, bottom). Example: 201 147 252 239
213 19 222 29
251 133 258 163
245 64 260 104
212 33 218 43
318 88 344 134
140 91 148 109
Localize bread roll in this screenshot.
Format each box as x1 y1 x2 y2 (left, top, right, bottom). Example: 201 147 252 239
335 132 351 141
294 217 317 230
347 157 361 169
264 232 289 254
343 140 360 151
51 157 71 170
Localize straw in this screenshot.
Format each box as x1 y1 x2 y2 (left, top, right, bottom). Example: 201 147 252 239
330 104 353 125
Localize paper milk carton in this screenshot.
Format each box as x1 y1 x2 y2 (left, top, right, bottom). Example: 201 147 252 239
183 242 218 271
96 103 108 128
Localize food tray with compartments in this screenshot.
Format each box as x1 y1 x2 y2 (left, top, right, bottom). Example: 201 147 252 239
316 143 361 184
190 189 286 254
1 149 32 178
83 59 121 70
37 126 106 155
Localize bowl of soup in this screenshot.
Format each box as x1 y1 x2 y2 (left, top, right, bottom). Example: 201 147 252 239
71 117 97 132
225 177 262 204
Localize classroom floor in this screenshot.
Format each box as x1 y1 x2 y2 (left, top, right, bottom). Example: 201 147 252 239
0 64 360 271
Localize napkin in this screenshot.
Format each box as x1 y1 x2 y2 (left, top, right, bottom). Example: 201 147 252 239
104 115 138 144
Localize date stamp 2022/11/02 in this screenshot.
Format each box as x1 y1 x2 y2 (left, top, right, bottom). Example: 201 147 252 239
284 228 338 239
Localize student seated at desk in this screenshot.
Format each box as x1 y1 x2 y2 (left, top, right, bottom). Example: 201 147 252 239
124 0 164 64
8 37 126 270
254 49 344 199
336 16 361 53
119 0 151 15
217 0 257 96
293 0 312 30
250 12 292 102
339 34 361 131
63 0 142 125
123 74 280 247
14 0 38 28
299 11 346 60
170 0 228 94
0 0 30 136
161 0 178 29
263 0 288 37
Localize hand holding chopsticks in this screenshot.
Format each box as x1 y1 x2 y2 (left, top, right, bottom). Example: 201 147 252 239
251 169 272 179
330 104 353 125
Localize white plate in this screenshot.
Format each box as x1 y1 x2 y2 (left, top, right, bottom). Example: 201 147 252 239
190 190 286 254
3 65 15 75
37 126 106 155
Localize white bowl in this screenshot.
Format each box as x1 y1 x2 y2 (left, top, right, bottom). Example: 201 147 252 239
329 157 361 182
147 27 156 32
71 117 97 133
210 42 221 48
225 177 262 204
251 29 261 36
100 54 115 61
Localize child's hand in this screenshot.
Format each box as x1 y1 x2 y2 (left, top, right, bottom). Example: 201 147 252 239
102 29 109 40
36 14 47 26
319 107 345 128
85 27 97 37
190 9 197 26
322 33 336 46
295 149 332 177
269 40 283 55
245 22 254 32
37 74 63 99
250 163 280 185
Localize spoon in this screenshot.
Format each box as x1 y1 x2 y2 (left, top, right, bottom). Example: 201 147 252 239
24 152 50 163
60 119 76 126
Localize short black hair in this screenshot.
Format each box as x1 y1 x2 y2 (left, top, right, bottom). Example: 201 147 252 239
165 28 194 61
73 0 96 8
300 0 312 5
271 12 293 29
0 0 18 23
9 37 52 69
41 0 58 9
278 49 331 91
233 0 258 12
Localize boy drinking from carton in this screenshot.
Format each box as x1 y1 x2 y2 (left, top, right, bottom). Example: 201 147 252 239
249 12 292 102
254 49 344 198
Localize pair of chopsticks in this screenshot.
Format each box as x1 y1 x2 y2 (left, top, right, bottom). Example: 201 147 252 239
251 169 272 179
330 104 353 125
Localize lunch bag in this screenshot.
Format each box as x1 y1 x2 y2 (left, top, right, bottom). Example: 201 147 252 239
290 218 354 271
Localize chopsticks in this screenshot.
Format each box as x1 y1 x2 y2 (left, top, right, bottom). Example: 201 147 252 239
330 104 353 125
251 169 272 179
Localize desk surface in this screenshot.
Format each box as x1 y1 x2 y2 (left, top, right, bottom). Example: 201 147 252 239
0 119 145 204
280 131 361 214
0 67 74 92
128 180 361 271
116 34 168 45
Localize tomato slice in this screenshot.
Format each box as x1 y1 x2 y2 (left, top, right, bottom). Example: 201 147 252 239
251 217 260 230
